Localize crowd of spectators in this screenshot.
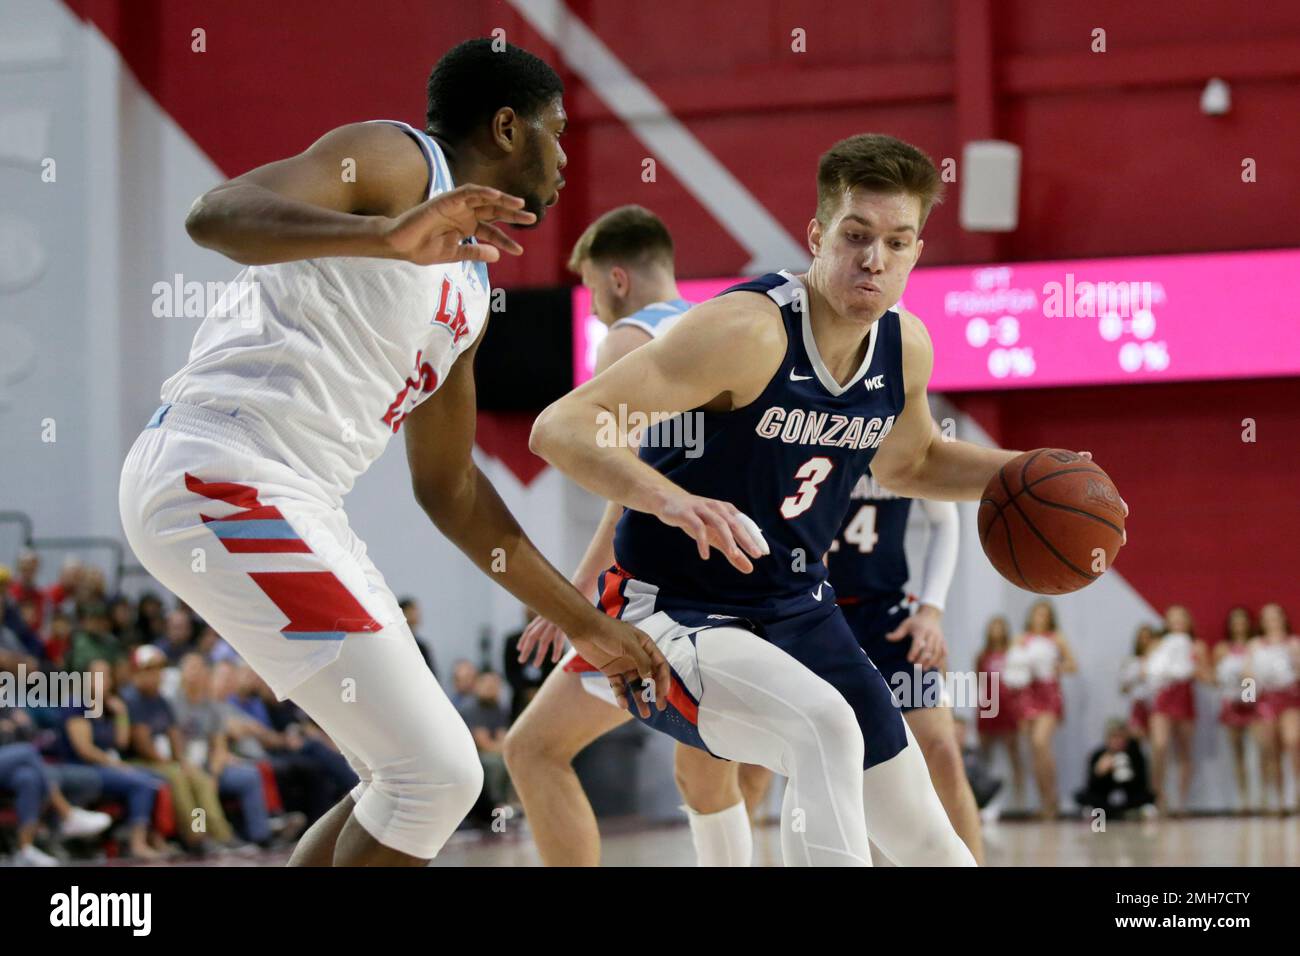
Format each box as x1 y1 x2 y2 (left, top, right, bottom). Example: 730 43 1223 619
0 551 361 864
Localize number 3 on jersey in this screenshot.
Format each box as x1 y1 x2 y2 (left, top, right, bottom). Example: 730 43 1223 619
780 456 834 519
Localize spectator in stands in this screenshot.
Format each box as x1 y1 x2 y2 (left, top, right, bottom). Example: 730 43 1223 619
0 738 114 866
0 566 48 667
16 599 42 644
72 565 108 614
456 670 511 811
155 608 196 665
7 550 70 633
67 601 126 676
122 644 237 855
503 612 556 722
204 628 243 665
135 592 166 646
450 659 479 711
172 653 299 847
399 597 438 677
45 613 76 674
60 658 165 860
1075 718 1155 819
108 596 141 650
213 660 356 823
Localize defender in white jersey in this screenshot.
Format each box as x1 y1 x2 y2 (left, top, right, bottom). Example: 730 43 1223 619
119 41 668 867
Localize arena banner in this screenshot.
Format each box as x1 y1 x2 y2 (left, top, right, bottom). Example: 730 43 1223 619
574 247 1300 390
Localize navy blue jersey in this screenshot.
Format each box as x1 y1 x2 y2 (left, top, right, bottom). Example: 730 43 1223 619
612 270 906 612
827 474 914 598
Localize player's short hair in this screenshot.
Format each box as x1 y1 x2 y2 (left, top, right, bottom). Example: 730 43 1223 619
426 39 564 142
815 134 944 230
567 205 675 274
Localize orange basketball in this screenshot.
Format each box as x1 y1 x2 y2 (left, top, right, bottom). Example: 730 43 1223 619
978 449 1125 595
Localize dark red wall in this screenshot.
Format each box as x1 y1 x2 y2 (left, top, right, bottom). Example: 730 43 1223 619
953 377 1300 640
65 0 1300 628
66 0 1300 284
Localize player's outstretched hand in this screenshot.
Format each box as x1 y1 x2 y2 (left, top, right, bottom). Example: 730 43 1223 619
655 492 770 573
517 614 569 668
886 604 947 670
567 615 671 719
380 184 537 266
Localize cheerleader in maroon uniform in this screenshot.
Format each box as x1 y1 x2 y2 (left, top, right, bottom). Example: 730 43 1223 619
976 616 1025 810
1214 606 1256 812
1247 603 1300 815
1145 605 1207 815
1120 624 1158 740
1015 601 1078 820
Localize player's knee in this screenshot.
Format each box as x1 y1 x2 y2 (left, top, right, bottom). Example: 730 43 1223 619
799 693 864 763
503 718 573 777
918 727 964 778
673 752 734 811
393 731 484 824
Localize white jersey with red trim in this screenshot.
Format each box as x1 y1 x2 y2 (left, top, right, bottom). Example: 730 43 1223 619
161 121 490 505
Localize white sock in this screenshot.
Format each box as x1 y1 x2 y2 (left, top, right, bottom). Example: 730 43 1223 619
685 800 753 867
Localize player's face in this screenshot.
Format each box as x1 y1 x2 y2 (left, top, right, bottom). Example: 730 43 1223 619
513 97 568 223
808 189 923 322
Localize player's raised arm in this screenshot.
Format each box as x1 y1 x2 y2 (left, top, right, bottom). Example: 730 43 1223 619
184 122 534 266
529 294 779 572
402 321 668 715
870 310 1021 500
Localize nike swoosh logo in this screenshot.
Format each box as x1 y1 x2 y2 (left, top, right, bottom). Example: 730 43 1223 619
789 370 813 381
812 584 824 601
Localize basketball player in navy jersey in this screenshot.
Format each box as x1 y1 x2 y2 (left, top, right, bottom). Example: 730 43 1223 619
119 40 667 868
529 133 1126 866
671 477 984 864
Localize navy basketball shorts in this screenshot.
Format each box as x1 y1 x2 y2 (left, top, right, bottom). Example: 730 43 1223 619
838 591 944 712
564 567 908 770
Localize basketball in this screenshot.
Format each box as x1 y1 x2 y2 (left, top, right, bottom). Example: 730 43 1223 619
978 449 1126 595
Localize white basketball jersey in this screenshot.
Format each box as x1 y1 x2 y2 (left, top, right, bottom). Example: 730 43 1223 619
161 121 490 505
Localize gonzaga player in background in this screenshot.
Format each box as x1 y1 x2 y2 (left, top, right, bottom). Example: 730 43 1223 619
118 40 667 868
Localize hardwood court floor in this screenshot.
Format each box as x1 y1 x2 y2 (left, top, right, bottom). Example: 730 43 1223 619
51 814 1300 866
428 815 1300 867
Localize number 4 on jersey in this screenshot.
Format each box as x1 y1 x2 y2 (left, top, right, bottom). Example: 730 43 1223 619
841 504 879 553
